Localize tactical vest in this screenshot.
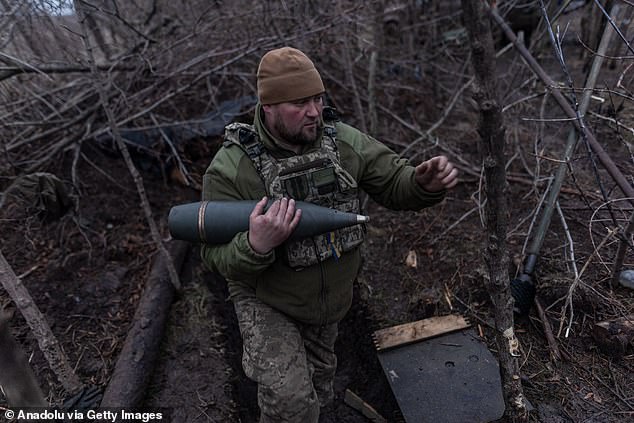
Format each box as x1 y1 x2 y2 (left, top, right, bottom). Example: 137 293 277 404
223 109 365 268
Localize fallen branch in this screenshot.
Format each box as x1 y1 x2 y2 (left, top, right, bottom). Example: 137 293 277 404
534 296 564 362
0 63 137 82
0 249 83 395
100 240 190 408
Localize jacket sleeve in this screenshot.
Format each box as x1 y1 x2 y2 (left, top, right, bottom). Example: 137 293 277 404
199 146 274 281
338 123 446 210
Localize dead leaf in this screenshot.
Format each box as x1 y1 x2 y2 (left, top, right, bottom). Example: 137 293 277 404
405 250 417 268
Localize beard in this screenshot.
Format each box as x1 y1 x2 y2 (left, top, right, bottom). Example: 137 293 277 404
272 115 321 146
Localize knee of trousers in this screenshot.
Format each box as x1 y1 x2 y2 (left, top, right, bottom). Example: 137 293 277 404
257 366 319 420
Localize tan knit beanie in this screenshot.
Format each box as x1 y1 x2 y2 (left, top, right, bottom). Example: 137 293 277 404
257 47 325 105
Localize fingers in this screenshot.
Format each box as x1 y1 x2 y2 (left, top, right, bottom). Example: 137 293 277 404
417 160 429 175
441 168 459 189
428 156 454 179
248 197 300 254
255 197 300 228
418 156 448 177
289 207 302 230
277 199 302 232
266 197 290 223
283 199 298 225
250 196 268 219
432 155 448 172
267 197 282 217
416 156 459 192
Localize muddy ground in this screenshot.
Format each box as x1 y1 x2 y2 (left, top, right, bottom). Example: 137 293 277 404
1 6 634 423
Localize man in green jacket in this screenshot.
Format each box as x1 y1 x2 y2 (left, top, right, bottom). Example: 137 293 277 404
201 46 458 422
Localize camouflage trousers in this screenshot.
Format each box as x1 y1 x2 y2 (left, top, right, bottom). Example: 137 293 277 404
232 289 338 423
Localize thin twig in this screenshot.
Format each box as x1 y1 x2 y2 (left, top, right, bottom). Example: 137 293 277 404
611 210 634 288
488 2 634 204
558 230 614 338
588 111 634 136
150 113 194 187
592 0 634 57
556 201 578 279
534 296 563 361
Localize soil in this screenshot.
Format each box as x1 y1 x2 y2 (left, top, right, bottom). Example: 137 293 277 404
1 7 634 423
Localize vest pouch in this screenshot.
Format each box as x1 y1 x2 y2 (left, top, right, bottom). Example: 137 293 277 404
330 197 365 253
283 197 365 269
225 119 364 269
278 158 338 202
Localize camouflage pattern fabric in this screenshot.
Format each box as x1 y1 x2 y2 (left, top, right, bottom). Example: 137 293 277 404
232 287 338 423
223 120 365 268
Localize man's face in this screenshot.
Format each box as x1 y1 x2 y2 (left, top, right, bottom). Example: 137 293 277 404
263 94 324 146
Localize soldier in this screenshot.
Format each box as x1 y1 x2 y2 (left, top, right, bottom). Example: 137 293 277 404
201 46 458 422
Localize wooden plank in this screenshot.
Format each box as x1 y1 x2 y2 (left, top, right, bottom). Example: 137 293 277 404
344 389 387 423
372 315 470 351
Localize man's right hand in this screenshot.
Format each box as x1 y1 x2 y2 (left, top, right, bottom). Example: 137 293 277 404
248 196 302 254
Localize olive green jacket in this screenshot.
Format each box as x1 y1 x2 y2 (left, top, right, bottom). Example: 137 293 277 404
201 104 445 325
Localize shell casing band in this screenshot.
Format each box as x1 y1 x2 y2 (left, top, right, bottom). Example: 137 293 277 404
197 201 208 243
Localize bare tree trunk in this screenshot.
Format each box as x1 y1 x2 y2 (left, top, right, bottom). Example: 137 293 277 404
460 1 529 421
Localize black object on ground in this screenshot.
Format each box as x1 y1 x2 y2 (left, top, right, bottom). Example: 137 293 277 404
377 329 505 423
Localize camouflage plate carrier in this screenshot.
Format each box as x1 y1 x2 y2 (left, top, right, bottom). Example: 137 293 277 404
223 107 365 268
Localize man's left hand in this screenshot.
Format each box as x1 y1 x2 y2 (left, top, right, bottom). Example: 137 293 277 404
415 155 459 192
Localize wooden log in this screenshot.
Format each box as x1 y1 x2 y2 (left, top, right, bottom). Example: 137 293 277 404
592 315 634 356
372 315 470 351
100 240 190 408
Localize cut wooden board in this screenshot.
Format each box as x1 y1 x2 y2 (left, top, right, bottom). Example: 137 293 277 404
373 315 470 351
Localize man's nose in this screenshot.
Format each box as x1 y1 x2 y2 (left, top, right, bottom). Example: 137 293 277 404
305 99 321 117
